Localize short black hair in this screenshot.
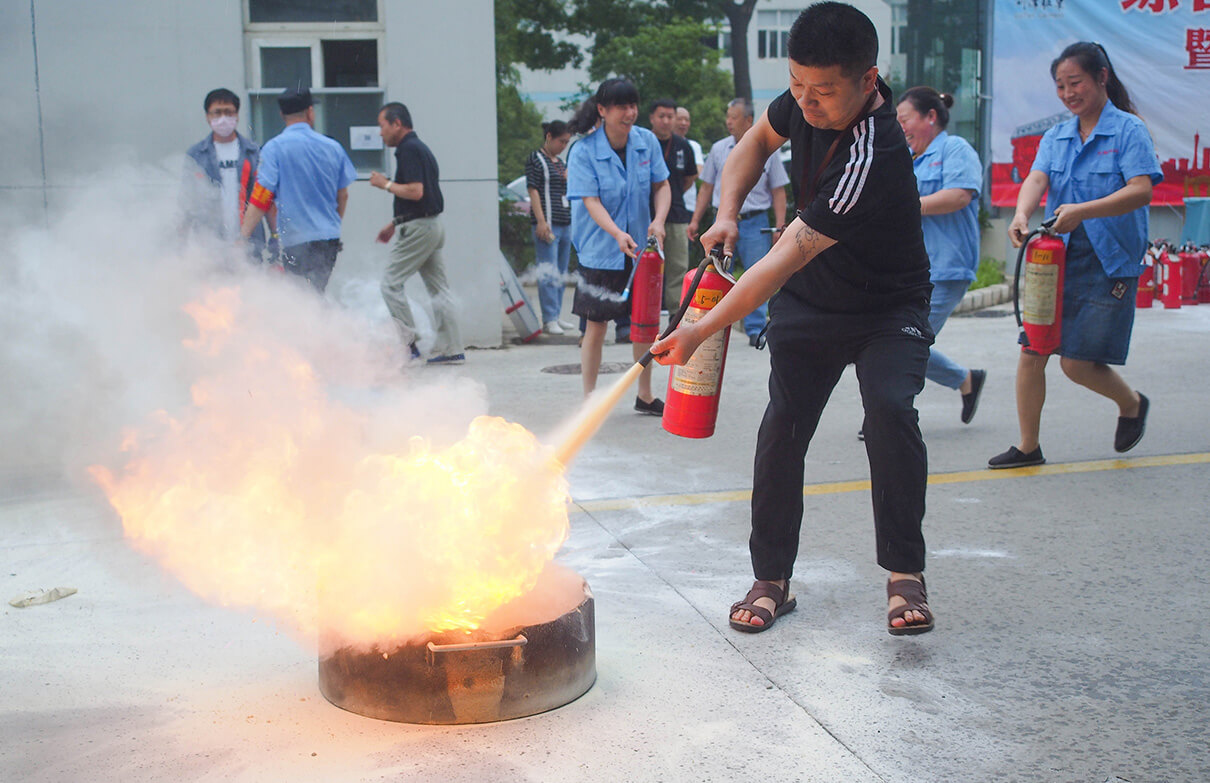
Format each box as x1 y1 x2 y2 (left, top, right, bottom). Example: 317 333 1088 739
648 98 676 115
204 88 240 112
787 2 878 80
542 119 569 138
380 102 412 128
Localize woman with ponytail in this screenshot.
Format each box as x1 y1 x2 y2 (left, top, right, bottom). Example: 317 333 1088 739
896 87 987 429
566 78 672 412
990 42 1162 469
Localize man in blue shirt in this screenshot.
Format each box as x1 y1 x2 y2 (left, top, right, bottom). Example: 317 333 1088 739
240 87 357 292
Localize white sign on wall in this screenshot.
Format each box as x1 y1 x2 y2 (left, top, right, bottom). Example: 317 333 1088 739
350 126 383 150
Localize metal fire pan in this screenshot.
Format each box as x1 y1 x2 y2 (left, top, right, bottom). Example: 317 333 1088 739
318 583 595 724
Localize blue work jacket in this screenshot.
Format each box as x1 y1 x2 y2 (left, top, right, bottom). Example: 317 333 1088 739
915 131 982 283
567 125 670 270
256 123 357 246
1031 102 1162 277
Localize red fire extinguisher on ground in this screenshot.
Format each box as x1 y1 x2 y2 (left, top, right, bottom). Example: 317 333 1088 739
1197 245 1210 304
1013 216 1065 355
1137 244 1157 309
1159 243 1183 309
627 237 665 343
1178 242 1201 305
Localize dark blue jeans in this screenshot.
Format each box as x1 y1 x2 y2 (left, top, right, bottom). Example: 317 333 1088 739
283 239 341 292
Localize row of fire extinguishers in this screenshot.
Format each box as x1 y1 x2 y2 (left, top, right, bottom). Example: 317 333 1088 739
628 237 738 439
1139 239 1210 309
1016 222 1210 355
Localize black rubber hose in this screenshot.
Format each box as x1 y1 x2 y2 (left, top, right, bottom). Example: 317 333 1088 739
638 248 725 367
1012 216 1058 346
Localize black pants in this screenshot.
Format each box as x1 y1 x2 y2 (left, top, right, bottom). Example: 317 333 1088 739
750 293 933 579
283 239 341 292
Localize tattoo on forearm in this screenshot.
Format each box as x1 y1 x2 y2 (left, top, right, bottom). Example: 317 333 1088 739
794 224 825 261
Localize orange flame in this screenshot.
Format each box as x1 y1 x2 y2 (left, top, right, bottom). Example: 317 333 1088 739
89 287 570 649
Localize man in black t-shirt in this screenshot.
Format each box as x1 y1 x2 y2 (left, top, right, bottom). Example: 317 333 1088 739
370 102 464 364
648 99 699 311
653 2 936 637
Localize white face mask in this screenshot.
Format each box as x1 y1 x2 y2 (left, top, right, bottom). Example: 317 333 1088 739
209 116 238 137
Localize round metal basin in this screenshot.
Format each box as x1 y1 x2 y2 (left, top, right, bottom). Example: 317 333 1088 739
318 577 595 724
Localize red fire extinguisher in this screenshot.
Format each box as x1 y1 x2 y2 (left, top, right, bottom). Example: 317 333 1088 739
1159 243 1183 309
1013 217 1065 355
661 255 736 438
636 248 737 439
1197 246 1210 304
1137 243 1157 308
627 237 665 343
1178 242 1201 305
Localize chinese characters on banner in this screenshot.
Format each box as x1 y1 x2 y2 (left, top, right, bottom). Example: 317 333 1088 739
992 0 1210 205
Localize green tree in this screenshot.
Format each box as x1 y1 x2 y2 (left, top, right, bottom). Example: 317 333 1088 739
494 0 581 182
567 0 758 103
588 18 732 145
496 84 544 184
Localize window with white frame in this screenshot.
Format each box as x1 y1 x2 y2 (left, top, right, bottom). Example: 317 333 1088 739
756 10 797 59
245 1 385 173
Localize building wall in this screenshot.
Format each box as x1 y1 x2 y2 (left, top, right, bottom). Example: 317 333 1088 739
0 0 501 347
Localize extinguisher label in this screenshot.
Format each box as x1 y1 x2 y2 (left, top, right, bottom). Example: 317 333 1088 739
671 303 726 396
1023 263 1059 325
692 287 725 309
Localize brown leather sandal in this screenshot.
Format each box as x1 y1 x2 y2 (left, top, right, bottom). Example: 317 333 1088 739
729 579 796 633
886 575 935 636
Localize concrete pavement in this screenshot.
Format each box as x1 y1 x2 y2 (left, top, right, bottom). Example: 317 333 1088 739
3 294 1209 782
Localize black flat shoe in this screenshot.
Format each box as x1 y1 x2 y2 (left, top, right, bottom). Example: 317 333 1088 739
634 396 664 415
988 445 1045 469
1114 392 1149 452
961 369 986 424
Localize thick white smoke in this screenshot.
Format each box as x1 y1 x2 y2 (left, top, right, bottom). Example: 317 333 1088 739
0 162 571 652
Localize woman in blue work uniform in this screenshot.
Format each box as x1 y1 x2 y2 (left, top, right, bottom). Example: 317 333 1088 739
567 78 671 412
896 87 987 428
990 42 1161 469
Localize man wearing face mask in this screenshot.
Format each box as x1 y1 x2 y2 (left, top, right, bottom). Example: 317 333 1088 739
183 88 275 257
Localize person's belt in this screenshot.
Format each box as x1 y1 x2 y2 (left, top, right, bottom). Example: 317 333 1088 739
393 213 440 226
738 209 768 221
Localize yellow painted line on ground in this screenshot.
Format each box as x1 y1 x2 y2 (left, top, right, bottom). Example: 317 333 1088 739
571 452 1210 514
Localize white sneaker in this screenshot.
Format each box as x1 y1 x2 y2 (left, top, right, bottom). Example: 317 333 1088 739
557 319 578 332
543 321 565 335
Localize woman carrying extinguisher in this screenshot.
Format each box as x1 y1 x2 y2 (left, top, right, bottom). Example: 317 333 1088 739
896 87 987 428
566 78 671 412
989 42 1161 469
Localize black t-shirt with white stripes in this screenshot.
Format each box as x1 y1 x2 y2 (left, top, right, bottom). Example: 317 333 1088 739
767 78 930 314
525 149 571 226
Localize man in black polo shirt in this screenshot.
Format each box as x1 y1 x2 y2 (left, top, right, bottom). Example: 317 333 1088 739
648 99 699 312
371 102 464 364
653 2 936 636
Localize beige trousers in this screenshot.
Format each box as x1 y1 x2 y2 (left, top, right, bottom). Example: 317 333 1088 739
380 216 463 356
663 222 691 312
